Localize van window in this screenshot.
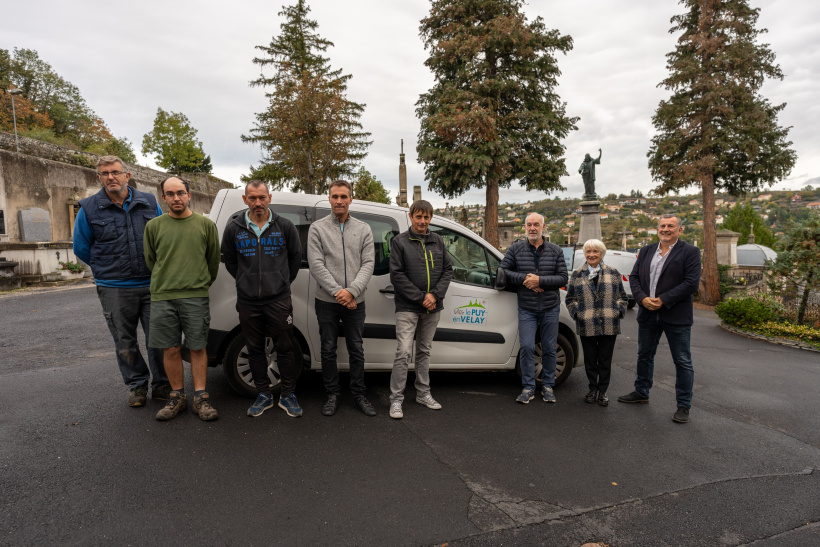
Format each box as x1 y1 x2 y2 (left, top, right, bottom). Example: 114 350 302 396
430 225 498 287
271 204 316 268
315 208 400 276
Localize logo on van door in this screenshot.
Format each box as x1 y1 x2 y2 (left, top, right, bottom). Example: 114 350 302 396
451 297 489 325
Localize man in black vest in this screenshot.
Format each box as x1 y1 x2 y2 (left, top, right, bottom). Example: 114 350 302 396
73 156 169 407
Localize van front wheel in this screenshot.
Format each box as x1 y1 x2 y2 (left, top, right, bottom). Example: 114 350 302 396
223 333 303 398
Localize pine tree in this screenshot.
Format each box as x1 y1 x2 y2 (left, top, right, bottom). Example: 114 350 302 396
722 201 775 247
647 0 796 305
416 0 577 248
242 0 371 194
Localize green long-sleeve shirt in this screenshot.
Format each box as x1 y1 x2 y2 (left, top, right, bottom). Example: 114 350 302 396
143 212 220 301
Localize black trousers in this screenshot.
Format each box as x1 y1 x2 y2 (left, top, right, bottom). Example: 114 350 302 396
315 299 367 397
580 335 617 394
236 297 298 396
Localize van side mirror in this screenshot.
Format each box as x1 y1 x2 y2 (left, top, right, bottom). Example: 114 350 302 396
494 267 507 290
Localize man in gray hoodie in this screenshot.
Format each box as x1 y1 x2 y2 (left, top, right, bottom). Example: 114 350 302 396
307 180 376 416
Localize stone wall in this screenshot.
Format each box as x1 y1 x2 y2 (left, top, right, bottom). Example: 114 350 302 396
0 131 235 244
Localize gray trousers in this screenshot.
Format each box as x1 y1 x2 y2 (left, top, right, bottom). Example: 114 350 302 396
97 286 167 390
390 311 440 403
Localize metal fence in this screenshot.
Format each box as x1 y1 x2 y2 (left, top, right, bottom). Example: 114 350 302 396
726 273 820 324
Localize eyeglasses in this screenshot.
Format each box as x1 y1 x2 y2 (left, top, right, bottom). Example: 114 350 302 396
98 170 125 178
164 190 189 198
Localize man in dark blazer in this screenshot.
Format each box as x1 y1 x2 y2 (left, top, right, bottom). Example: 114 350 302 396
617 215 701 423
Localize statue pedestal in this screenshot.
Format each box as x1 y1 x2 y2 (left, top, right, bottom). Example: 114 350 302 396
577 201 602 246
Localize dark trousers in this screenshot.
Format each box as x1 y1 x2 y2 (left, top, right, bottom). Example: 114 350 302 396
96 286 167 390
236 297 298 396
580 335 617 394
635 315 694 408
315 299 366 397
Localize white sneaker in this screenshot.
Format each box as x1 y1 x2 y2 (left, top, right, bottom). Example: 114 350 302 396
415 393 442 410
389 402 403 419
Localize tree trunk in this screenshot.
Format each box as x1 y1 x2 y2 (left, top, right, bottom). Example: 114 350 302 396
484 176 499 249
700 171 721 306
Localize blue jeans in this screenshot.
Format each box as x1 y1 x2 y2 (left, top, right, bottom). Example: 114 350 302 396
518 306 560 390
634 314 694 408
96 286 167 390
315 299 367 397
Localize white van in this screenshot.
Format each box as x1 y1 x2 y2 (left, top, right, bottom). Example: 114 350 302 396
205 190 582 397
572 248 638 309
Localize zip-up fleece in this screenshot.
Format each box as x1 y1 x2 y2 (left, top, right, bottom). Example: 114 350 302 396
389 228 453 314
220 208 301 305
307 213 375 304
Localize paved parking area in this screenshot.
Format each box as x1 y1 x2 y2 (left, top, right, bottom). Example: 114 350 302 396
1 285 818 545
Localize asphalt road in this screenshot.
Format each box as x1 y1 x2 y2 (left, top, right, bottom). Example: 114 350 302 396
1 283 818 546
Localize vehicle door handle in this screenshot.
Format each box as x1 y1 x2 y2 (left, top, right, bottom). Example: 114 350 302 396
379 287 394 294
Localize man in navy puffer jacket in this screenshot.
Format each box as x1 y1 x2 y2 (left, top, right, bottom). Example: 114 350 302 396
499 213 568 404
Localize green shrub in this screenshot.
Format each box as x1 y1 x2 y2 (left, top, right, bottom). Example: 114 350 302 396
56 261 85 274
753 321 820 346
718 264 733 299
715 296 780 327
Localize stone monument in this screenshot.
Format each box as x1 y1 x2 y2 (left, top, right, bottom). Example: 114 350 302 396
577 149 603 245
396 140 409 207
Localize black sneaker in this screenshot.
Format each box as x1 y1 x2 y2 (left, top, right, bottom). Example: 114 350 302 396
584 390 597 404
673 407 690 423
617 391 649 404
152 383 173 401
597 392 609 406
322 395 340 416
128 386 148 407
354 396 377 417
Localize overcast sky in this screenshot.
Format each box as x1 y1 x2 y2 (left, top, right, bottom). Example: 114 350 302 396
3 0 818 208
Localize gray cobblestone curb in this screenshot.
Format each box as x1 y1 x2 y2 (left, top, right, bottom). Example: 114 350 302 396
720 322 820 353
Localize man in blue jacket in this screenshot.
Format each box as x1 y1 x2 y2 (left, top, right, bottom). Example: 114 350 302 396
618 215 701 423
500 213 568 404
73 156 169 408
221 180 303 418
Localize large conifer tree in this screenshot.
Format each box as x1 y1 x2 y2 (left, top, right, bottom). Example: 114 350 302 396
243 0 370 194
416 0 577 247
648 0 796 305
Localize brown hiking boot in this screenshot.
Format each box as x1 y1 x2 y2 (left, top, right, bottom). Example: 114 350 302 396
128 386 148 407
192 392 218 421
155 391 187 421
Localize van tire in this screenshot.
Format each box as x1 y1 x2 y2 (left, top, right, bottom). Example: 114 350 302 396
627 299 636 310
223 332 303 398
516 332 575 388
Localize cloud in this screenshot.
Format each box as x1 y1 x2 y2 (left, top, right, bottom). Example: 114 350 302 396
2 0 817 208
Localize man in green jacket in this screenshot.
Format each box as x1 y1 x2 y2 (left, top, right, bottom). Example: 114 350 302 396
144 176 221 422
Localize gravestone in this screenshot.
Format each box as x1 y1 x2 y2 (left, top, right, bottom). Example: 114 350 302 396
18 208 52 242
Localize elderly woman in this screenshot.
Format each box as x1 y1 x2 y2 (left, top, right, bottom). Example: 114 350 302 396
565 239 628 406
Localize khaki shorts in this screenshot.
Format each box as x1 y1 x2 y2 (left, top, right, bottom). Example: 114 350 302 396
149 297 210 350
